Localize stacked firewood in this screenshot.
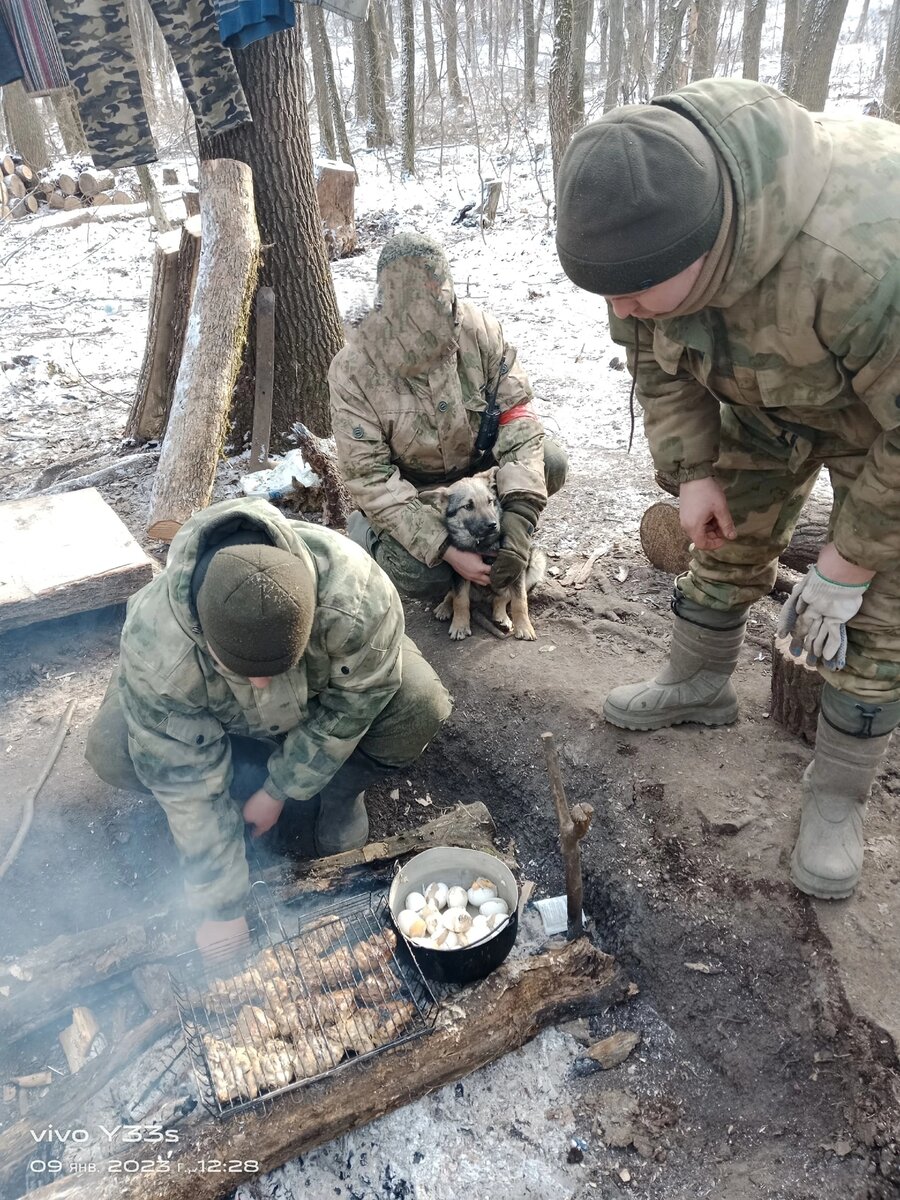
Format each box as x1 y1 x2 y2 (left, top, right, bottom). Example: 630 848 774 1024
1 154 136 219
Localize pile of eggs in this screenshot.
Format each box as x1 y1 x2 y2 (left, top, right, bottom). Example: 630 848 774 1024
395 877 510 951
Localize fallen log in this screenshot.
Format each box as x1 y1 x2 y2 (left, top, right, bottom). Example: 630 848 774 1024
38 451 159 495
770 632 823 743
58 1006 103 1073
163 215 202 421
147 160 260 541
22 940 626 1200
125 231 182 442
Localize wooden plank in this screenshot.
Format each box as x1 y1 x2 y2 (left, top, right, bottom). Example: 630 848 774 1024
0 489 153 632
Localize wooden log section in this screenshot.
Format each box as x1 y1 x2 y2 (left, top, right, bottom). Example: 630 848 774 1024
14 163 35 188
125 230 182 442
22 940 626 1200
316 159 356 259
57 172 78 195
147 160 259 540
162 167 179 185
1 153 15 176
10 194 38 218
163 214 202 429
770 633 823 743
182 188 200 216
4 171 25 199
77 169 114 196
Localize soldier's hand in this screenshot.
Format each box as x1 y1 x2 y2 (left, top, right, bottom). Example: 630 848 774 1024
195 916 250 967
243 788 284 838
680 478 736 550
443 545 493 586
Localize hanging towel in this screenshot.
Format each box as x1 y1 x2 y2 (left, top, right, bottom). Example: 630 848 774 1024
0 0 68 94
303 0 369 22
0 7 24 85
45 0 252 170
214 0 295 49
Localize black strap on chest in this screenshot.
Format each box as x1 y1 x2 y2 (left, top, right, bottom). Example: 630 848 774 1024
474 354 507 455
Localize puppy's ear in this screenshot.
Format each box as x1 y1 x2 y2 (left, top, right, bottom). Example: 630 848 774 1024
419 486 451 514
472 466 499 495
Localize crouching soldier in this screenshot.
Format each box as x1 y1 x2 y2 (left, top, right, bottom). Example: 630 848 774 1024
329 233 568 601
85 497 452 958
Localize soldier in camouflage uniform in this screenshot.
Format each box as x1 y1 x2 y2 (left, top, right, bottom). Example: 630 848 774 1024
555 79 900 900
85 498 451 955
330 234 568 602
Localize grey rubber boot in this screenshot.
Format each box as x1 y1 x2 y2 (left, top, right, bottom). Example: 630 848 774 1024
346 511 379 557
791 688 900 900
603 597 749 731
315 748 390 856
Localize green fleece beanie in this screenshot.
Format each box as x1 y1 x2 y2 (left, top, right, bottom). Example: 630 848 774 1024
555 103 724 296
376 232 451 285
196 544 315 677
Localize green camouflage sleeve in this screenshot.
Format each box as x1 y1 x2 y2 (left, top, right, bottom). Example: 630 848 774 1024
482 316 548 511
117 646 249 920
330 367 450 567
829 274 900 572
263 569 405 803
609 309 721 484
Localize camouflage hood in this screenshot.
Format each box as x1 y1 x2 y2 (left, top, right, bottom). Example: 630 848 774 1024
653 79 833 307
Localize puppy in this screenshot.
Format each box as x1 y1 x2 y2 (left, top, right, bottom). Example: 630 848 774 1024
423 469 546 641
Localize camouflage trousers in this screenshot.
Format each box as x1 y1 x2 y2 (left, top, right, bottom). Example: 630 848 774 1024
678 405 900 701
357 437 569 602
86 636 452 797
46 0 250 169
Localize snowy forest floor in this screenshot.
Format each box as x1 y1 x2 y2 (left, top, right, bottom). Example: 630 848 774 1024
1 142 900 1200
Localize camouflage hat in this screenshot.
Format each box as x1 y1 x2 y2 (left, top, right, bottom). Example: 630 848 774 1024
555 104 724 296
376 232 451 284
196 544 315 677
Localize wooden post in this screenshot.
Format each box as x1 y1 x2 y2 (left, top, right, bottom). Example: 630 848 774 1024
541 732 593 940
248 287 275 472
147 160 260 541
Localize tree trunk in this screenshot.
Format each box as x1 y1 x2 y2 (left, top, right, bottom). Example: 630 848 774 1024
400 0 416 174
523 0 537 101
2 81 50 170
198 20 344 442
882 0 900 121
778 0 801 91
569 0 592 126
364 7 394 145
549 0 575 182
442 0 464 100
624 0 647 100
317 11 355 170
422 0 439 91
689 0 722 78
852 0 870 40
784 0 850 110
125 230 182 442
352 18 369 120
373 0 396 96
52 88 88 155
598 3 609 73
655 0 689 91
465 0 477 58
23 939 626 1200
741 0 766 77
136 163 172 232
308 6 338 159
147 160 260 541
604 0 625 108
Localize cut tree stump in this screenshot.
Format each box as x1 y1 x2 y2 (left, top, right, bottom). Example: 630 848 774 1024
316 158 356 259
0 489 153 633
77 169 114 196
147 160 260 541
162 167 178 185
475 178 503 225
770 633 823 743
125 229 182 443
21 939 626 1200
182 188 200 216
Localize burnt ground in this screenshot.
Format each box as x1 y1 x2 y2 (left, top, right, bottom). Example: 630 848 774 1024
2 492 900 1198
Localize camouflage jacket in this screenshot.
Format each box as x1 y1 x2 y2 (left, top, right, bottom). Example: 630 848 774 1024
117 498 404 919
329 300 548 567
610 79 900 572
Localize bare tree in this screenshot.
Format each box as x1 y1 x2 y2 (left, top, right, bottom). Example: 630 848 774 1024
549 0 575 180
308 8 338 159
624 0 649 100
884 0 900 120
400 0 416 174
373 0 396 96
852 0 870 40
364 6 394 144
523 0 538 102
52 89 88 155
783 0 851 109
689 0 722 78
569 0 592 126
198 20 343 440
422 0 439 92
741 0 766 77
352 20 369 120
317 13 355 170
3 82 50 169
604 0 626 108
442 0 464 100
656 0 690 91
778 0 801 91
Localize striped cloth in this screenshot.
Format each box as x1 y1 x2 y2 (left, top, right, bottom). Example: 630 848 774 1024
0 0 68 94
0 6 24 85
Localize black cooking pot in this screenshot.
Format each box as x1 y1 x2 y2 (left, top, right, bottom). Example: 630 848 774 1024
388 846 518 985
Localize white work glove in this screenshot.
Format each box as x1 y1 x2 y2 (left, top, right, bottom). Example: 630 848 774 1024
777 566 869 670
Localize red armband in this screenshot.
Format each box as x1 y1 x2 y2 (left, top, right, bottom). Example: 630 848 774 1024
498 403 538 426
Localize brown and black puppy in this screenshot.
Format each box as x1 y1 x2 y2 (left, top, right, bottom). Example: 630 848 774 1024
423 470 546 641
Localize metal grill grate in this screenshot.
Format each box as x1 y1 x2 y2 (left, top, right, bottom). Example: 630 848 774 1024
170 883 438 1119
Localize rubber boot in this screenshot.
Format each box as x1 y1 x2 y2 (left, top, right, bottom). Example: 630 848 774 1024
346 511 379 557
791 688 900 900
315 748 390 856
603 596 749 731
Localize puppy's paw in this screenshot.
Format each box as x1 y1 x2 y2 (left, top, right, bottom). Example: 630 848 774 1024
513 619 537 641
494 614 513 631
449 621 472 640
433 596 453 622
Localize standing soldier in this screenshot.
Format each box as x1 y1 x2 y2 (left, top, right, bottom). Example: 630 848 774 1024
329 233 568 607
86 497 451 958
555 79 900 900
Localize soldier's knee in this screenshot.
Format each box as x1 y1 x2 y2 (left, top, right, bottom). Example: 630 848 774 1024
543 439 569 497
374 538 454 601
85 674 150 794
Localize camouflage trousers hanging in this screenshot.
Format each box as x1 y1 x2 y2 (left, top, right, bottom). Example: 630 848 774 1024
46 0 250 169
678 405 900 702
353 438 569 602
